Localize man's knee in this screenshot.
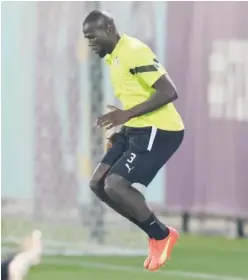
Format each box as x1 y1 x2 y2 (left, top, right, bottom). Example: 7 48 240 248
89 163 111 194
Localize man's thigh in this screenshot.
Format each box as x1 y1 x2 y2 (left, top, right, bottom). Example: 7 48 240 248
91 131 127 181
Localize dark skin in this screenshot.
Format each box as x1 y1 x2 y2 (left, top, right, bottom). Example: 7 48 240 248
83 12 119 58
83 12 178 130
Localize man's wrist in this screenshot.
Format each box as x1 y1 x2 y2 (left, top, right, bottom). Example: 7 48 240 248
125 109 134 120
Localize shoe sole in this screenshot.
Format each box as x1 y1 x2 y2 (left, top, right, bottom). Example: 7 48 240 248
144 257 152 269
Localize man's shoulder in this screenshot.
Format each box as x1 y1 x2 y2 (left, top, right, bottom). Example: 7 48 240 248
123 35 151 55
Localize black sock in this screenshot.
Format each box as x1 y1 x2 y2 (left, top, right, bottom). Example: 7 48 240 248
140 214 170 240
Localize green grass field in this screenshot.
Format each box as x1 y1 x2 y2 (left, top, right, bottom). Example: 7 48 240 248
26 235 248 280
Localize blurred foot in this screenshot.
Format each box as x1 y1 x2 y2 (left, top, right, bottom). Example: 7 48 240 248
8 230 43 280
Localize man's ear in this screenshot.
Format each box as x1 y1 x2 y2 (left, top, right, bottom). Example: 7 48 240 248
106 24 112 34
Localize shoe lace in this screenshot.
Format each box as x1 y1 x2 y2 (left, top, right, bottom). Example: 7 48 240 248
151 239 163 257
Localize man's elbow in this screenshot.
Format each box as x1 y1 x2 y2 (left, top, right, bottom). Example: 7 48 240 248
172 89 178 101
159 92 177 107
167 89 178 103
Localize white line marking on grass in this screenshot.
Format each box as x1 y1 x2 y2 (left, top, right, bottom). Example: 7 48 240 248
45 258 248 280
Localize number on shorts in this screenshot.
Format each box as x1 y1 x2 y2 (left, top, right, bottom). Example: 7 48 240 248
127 152 136 163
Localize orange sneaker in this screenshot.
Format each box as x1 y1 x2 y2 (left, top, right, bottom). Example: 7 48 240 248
144 238 154 269
148 227 179 271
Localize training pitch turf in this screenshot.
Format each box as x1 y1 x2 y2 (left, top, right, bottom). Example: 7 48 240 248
27 235 248 280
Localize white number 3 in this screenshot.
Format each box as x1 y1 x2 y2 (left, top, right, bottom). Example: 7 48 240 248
127 152 136 163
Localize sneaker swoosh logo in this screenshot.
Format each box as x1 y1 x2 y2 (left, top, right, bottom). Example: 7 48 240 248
160 236 171 261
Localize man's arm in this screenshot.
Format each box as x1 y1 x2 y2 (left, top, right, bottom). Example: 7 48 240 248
96 74 179 130
126 74 178 118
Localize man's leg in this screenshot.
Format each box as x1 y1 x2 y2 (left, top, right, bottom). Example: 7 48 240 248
89 163 156 234
103 128 184 271
89 129 156 234
104 172 172 271
104 173 169 238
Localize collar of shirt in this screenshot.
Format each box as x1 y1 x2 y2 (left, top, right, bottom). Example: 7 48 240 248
104 33 127 64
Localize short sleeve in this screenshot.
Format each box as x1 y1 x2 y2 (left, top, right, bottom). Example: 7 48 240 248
128 46 167 87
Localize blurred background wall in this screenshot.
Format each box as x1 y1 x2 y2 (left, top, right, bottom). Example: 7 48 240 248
166 1 248 217
1 1 248 250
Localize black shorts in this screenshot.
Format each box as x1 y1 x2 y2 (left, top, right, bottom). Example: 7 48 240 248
102 126 184 186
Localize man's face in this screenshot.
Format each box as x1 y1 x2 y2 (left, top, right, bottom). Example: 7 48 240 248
83 21 112 58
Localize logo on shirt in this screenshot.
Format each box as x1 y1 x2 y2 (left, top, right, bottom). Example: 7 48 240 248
154 61 160 70
114 57 119 66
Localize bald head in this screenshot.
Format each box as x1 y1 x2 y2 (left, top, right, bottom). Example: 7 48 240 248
83 10 120 58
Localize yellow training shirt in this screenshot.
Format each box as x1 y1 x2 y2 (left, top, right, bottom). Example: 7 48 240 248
105 34 184 131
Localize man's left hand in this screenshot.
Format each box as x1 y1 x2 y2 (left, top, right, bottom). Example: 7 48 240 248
97 105 131 130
